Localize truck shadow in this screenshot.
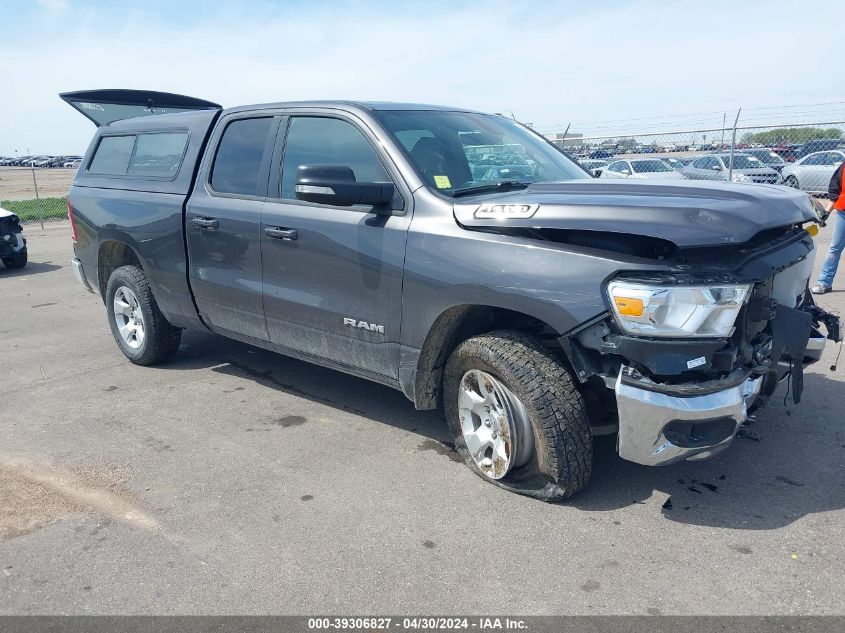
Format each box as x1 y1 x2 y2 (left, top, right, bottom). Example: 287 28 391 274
169 329 844 530
170 329 446 437
0 261 62 277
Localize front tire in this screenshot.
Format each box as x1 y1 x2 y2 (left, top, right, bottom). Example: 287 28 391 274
443 331 592 501
784 175 800 189
2 249 27 269
105 265 181 365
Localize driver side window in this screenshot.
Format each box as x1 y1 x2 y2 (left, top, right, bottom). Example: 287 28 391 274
280 117 390 200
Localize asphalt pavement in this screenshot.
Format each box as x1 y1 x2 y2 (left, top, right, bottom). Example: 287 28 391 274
1 222 843 615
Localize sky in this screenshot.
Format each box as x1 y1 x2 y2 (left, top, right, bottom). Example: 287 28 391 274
2 0 844 154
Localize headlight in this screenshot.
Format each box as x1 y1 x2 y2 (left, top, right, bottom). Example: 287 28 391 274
607 280 751 338
731 173 751 183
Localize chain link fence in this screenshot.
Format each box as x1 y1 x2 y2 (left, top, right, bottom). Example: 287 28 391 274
548 120 844 195
0 165 76 227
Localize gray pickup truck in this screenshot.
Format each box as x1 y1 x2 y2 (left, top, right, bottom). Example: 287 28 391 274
62 89 840 501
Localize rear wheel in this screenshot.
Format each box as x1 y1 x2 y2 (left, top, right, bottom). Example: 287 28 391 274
105 265 181 365
2 249 27 269
443 331 592 501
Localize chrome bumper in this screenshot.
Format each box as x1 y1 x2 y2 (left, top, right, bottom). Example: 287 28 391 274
615 368 763 466
71 257 93 293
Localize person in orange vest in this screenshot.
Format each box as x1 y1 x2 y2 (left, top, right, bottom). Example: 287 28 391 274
812 161 845 294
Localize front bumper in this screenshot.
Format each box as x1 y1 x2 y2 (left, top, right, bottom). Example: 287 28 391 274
615 367 766 466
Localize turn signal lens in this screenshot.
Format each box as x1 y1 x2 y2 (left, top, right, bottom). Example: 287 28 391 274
806 224 819 237
613 296 644 316
607 280 752 338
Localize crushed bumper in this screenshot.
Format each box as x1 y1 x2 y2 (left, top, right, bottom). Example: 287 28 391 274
71 257 94 293
615 367 764 466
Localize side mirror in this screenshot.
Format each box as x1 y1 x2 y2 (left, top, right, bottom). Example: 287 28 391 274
712 164 723 171
294 164 395 209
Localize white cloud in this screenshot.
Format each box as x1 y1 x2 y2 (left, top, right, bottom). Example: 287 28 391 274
3 0 844 153
35 0 71 15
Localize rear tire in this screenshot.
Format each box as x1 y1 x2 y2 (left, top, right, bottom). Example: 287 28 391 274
443 331 592 501
2 249 27 269
105 265 181 365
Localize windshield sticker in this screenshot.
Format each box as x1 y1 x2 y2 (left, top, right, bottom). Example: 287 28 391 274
433 175 452 189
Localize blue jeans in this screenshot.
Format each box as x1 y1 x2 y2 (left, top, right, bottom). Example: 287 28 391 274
818 211 845 288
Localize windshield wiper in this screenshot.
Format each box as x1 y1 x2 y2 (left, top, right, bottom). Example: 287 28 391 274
451 180 531 198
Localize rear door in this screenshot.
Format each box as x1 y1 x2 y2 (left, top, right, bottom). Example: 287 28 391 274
186 114 280 341
260 113 411 380
60 89 221 126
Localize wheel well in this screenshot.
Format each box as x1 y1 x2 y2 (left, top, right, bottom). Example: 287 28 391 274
97 240 143 299
413 305 563 410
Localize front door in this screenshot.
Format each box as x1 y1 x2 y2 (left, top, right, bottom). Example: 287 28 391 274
260 114 411 379
186 115 278 341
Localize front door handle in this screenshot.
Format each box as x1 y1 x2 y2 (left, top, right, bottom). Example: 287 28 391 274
191 217 219 230
265 227 298 241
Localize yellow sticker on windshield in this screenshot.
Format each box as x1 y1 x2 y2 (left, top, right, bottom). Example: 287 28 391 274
433 175 452 189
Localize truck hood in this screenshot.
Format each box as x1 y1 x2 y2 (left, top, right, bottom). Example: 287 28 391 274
453 179 817 248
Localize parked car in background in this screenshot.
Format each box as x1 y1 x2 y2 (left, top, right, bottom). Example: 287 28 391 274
600 158 685 179
64 159 83 169
779 150 845 195
796 139 845 160
772 144 802 163
588 149 613 159
741 148 787 173
579 159 608 177
681 153 779 183
0 206 27 269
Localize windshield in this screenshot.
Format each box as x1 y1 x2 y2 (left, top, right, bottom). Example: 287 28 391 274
746 150 784 165
373 110 588 195
630 159 672 173
723 155 765 169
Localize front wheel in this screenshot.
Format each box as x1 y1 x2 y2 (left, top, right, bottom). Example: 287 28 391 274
784 175 800 189
443 331 592 501
105 265 181 365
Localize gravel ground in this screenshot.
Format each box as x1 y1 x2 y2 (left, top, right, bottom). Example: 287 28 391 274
0 222 843 615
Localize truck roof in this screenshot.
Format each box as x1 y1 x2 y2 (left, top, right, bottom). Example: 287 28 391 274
223 100 483 115
99 100 483 132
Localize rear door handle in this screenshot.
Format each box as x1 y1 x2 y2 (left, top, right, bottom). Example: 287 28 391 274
265 227 298 241
191 217 219 230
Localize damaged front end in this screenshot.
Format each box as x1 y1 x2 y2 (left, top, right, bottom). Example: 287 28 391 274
563 225 841 466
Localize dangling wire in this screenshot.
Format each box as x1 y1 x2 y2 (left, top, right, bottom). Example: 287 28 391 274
783 360 792 415
831 340 843 372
